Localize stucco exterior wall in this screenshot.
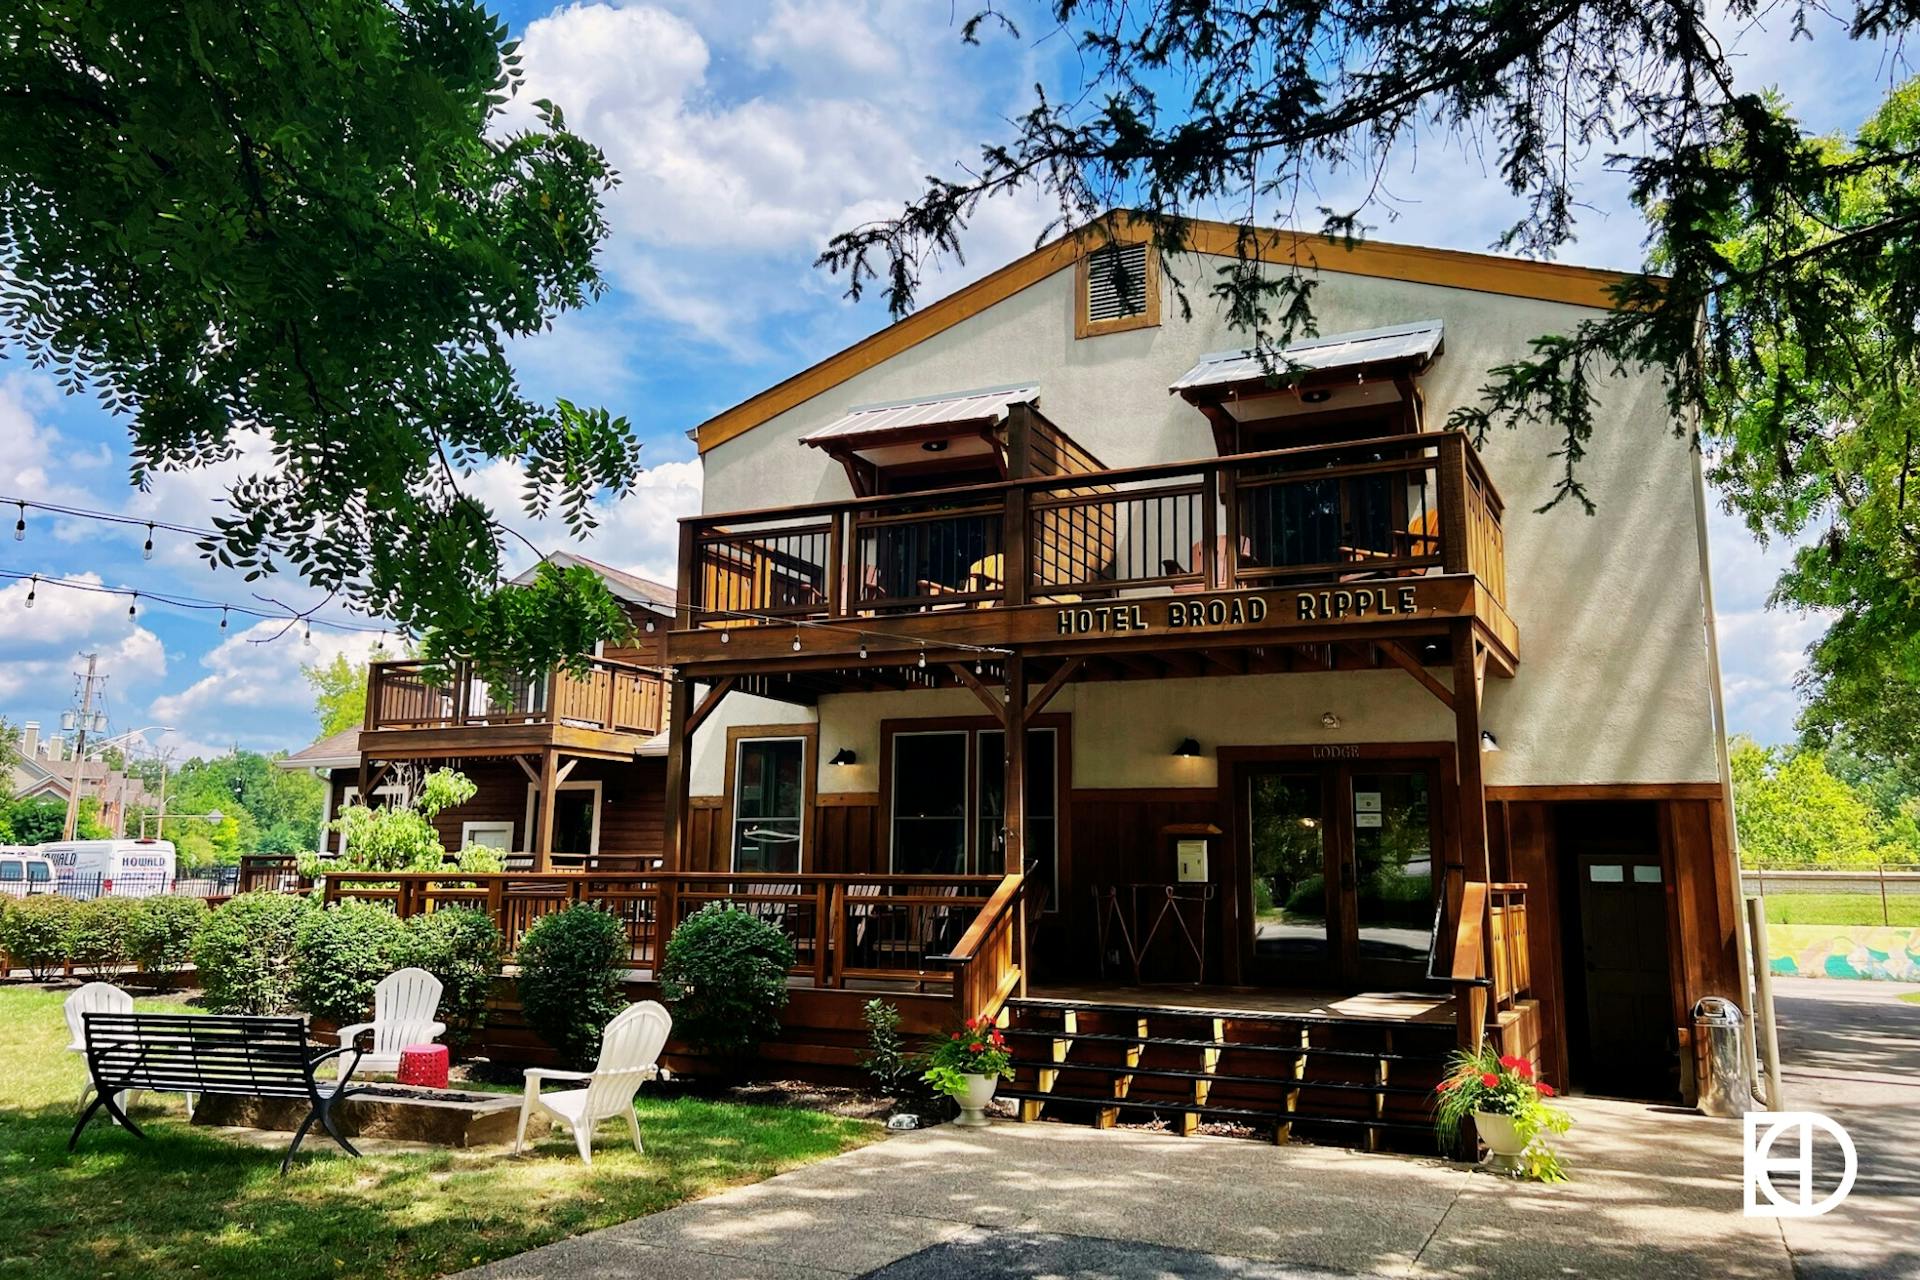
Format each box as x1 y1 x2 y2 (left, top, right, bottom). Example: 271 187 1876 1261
691 252 1724 793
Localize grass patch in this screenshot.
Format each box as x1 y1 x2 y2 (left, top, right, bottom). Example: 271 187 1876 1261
1761 893 1920 927
1900 992 1920 1006
0 985 876 1280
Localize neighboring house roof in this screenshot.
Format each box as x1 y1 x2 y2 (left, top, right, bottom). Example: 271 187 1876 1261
693 212 1642 455
277 727 362 771
10 755 157 807
513 550 677 615
799 382 1040 447
1169 320 1445 394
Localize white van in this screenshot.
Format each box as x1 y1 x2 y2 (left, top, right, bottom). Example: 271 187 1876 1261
0 848 56 898
37 839 177 898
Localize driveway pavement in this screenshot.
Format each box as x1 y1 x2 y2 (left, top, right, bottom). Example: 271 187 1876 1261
1769 976 1920 1280
460 978 1920 1280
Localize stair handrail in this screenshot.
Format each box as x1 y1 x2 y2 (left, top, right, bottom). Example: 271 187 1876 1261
930 871 1026 1024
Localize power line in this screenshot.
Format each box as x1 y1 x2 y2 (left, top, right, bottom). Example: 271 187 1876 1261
1 569 391 638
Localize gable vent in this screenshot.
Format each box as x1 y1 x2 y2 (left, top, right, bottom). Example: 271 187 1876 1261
1085 242 1150 323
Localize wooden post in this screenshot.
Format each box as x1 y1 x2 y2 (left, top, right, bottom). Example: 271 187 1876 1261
662 675 694 872
1004 403 1033 606
534 748 558 873
1451 619 1491 1051
1003 658 1027 874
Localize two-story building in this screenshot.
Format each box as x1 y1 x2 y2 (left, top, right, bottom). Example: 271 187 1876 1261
655 215 1745 1144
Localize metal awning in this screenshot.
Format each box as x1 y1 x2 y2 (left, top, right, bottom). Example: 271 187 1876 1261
800 382 1039 446
1169 320 1444 394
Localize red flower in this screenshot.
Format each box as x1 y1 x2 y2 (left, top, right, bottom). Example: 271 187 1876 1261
1537 1082 1555 1097
951 1032 961 1041
1515 1060 1534 1079
969 1042 985 1053
1498 1055 1523 1069
1480 1072 1500 1088
990 1031 1006 1046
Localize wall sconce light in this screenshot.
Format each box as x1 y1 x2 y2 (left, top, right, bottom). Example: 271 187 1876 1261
829 748 858 766
1320 711 1341 730
921 438 949 452
1172 738 1202 758
1480 731 1500 753
1301 388 1333 404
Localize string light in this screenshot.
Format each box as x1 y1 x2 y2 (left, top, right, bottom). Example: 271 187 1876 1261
917 650 927 669
142 523 155 560
303 621 313 646
219 607 228 630
858 637 868 660
13 503 23 541
791 633 802 652
0 569 387 636
25 575 36 608
128 592 138 619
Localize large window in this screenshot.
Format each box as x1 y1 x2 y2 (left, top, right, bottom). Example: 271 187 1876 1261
888 724 1062 897
732 737 805 873
891 732 969 875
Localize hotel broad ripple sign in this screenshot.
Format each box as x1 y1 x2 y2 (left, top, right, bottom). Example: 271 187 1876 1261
1056 585 1423 636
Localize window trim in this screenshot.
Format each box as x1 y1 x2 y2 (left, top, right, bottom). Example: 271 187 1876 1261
459 820 516 852
975 724 1061 911
888 729 974 877
1074 239 1160 339
879 714 1070 888
722 723 818 873
522 778 604 857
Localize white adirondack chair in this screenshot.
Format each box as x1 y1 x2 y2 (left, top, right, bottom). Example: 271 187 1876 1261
515 1000 671 1165
64 981 163 1117
335 967 446 1080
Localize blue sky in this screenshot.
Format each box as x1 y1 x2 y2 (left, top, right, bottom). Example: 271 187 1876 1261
0 1 1906 762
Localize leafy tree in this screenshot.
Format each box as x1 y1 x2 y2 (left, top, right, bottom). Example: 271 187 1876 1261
1730 737 1884 868
0 1 638 679
163 751 325 860
313 766 482 876
1 795 109 844
304 652 374 738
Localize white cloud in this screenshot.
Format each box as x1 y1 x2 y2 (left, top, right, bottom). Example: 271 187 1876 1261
150 623 386 729
463 453 702 587
0 573 167 704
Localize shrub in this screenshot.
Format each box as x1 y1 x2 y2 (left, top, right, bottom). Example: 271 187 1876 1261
861 998 939 1117
517 905 627 1068
0 894 74 979
293 899 411 1025
65 897 142 976
193 891 316 1014
402 906 503 1047
125 896 212 976
658 903 794 1061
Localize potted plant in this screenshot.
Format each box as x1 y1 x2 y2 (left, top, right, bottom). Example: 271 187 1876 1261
922 1015 1014 1127
1433 1045 1573 1181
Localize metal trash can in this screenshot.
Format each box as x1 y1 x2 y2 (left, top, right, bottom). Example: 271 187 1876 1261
1694 996 1754 1117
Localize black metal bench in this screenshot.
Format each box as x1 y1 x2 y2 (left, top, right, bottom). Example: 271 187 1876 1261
70 1012 366 1174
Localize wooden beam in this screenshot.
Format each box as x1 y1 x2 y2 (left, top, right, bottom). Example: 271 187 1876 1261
511 755 540 785
1023 658 1084 725
1377 640 1455 711
1201 647 1245 675
1451 619 1490 888
554 757 579 786
533 748 559 874
662 675 693 872
1110 651 1164 679
1004 659 1028 874
949 663 1009 723
685 676 736 738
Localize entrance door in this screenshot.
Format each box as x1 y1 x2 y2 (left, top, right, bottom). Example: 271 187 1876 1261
1572 848 1675 1097
1243 761 1440 989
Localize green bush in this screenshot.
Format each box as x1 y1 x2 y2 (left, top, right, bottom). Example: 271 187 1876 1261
659 903 794 1061
192 891 316 1014
402 906 503 1047
293 899 411 1025
1283 874 1326 917
65 897 143 975
516 905 627 1068
125 896 212 976
0 894 74 979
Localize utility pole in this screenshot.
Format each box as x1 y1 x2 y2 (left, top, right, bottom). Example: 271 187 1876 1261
61 654 104 841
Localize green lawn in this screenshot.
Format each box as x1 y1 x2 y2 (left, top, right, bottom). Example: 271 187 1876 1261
1762 893 1920 927
1900 992 1920 1006
0 986 876 1280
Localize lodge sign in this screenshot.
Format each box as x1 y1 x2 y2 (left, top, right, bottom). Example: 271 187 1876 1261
1055 585 1422 636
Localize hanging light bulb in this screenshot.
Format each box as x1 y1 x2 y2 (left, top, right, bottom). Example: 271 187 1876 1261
917 650 927 669
25 575 37 608
142 523 154 560
720 630 731 644
792 633 802 652
975 659 983 675
219 607 229 630
303 621 313 646
13 503 24 541
127 592 138 620
858 636 868 660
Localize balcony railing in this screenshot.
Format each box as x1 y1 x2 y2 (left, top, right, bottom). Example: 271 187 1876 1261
364 657 668 737
679 431 1505 631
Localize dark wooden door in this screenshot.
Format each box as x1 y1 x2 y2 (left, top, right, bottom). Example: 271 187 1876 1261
1574 851 1675 1097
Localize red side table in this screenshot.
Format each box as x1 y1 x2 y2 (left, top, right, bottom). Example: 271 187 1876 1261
397 1043 449 1089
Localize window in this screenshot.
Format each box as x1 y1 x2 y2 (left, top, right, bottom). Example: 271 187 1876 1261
0 860 20 883
1076 241 1159 338
460 821 515 852
733 737 805 873
522 781 603 858
891 732 969 875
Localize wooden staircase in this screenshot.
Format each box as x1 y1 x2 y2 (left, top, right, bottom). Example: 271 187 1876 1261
998 996 1455 1153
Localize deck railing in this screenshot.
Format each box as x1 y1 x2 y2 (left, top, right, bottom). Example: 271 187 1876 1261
679 431 1505 630
318 870 1008 987
1487 883 1531 1008
364 656 667 737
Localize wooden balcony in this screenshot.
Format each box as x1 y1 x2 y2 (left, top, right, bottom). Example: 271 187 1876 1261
361 657 668 759
669 431 1515 671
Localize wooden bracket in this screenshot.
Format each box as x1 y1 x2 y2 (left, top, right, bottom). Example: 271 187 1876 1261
1377 641 1455 711
685 676 736 737
948 663 1008 723
1023 658 1083 725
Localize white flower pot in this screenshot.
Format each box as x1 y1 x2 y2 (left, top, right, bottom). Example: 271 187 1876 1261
1473 1109 1527 1175
953 1073 998 1127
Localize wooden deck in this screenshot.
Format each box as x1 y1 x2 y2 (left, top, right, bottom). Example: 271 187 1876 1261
1027 984 1456 1025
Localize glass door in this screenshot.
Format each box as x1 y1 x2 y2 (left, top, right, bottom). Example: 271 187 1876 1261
1246 771 1336 986
1344 769 1438 988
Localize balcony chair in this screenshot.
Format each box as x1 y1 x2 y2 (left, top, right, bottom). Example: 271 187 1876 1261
514 1000 672 1165
335 967 446 1080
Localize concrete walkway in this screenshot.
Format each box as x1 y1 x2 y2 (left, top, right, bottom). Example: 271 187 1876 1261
1770 976 1920 1280
462 1093 1791 1280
